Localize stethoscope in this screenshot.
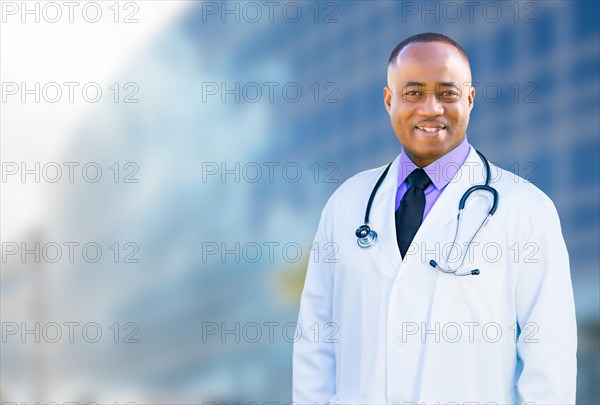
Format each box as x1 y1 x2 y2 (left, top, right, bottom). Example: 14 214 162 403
355 150 498 276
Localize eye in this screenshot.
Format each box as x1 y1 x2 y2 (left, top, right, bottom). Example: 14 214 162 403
405 91 422 96
439 90 461 102
442 91 458 97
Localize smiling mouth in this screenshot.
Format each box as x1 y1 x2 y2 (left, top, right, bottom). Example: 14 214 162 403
416 126 446 132
415 125 448 135
415 120 447 130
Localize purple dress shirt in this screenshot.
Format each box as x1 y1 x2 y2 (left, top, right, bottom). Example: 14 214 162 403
395 136 471 220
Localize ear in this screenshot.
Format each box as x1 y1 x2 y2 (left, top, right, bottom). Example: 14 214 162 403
383 86 392 115
467 86 475 110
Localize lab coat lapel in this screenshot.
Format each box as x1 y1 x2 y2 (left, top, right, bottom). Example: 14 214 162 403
406 147 487 267
368 154 404 271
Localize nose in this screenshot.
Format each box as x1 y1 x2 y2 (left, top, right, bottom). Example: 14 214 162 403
417 92 444 116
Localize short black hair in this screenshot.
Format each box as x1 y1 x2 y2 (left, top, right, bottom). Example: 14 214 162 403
388 32 470 67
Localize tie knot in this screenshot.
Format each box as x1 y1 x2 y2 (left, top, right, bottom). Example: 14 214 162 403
407 168 431 190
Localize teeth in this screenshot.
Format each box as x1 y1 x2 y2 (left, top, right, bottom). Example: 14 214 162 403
418 127 443 132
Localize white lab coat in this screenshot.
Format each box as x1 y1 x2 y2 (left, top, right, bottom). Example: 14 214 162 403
293 147 577 405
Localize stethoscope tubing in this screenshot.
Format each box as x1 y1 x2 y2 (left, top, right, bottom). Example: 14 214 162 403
355 149 499 276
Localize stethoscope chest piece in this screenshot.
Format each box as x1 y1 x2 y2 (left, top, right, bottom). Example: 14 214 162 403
356 225 378 248
355 161 394 249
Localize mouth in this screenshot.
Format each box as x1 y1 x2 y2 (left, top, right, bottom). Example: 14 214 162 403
414 124 448 137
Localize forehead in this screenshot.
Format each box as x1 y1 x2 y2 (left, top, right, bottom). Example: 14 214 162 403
389 42 471 86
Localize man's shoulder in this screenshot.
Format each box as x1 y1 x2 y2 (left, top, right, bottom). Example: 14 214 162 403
319 161 392 215
491 163 558 214
331 162 391 200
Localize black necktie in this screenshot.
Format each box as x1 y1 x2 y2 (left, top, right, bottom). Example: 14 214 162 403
395 168 432 258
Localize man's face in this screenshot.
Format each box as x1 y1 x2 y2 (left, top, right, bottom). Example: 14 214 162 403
384 41 475 167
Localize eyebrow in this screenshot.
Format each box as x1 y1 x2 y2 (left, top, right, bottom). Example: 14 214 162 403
437 82 461 89
403 81 425 87
402 81 461 89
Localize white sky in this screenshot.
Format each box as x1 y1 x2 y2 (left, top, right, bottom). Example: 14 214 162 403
1 0 191 241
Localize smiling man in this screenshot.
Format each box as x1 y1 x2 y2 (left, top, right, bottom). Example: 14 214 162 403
384 36 473 168
293 33 577 404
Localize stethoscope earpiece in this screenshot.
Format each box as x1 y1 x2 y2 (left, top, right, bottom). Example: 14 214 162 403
430 259 481 276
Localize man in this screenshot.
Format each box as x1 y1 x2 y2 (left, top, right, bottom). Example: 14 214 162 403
293 33 577 404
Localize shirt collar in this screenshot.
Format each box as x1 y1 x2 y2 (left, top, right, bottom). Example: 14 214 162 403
397 136 471 190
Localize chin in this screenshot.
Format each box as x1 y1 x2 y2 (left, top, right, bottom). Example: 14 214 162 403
417 146 446 158
407 143 452 163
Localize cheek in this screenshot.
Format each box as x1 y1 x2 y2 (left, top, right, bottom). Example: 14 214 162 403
391 107 412 126
447 108 468 126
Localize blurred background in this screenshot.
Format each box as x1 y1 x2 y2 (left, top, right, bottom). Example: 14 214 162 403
1 0 598 404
